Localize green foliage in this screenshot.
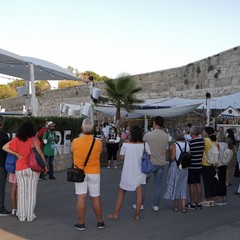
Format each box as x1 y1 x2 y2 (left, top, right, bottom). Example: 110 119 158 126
0 84 17 99
3 116 84 141
35 81 51 92
8 79 25 89
58 80 81 89
103 74 143 121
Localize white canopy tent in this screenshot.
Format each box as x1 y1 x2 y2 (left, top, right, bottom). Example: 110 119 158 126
0 48 78 116
93 92 240 118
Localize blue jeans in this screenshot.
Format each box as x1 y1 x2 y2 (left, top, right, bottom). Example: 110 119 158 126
143 165 165 206
0 166 7 211
44 155 55 178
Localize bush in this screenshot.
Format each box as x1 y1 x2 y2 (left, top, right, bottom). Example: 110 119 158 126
3 116 83 141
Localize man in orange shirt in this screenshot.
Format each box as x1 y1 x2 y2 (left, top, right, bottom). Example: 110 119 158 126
71 118 104 231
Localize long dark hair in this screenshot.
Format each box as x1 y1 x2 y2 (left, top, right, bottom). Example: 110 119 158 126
16 121 36 142
226 128 236 145
205 126 217 142
130 125 143 143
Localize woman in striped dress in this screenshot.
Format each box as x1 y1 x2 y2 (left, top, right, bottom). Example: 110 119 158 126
3 121 46 221
164 129 190 213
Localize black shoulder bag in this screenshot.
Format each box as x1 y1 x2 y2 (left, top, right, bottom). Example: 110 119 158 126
67 138 96 182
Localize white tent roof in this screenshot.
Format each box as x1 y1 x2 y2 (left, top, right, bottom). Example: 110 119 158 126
198 92 240 110
0 48 79 116
0 48 78 81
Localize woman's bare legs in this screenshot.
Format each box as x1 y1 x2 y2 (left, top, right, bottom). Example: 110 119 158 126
107 187 126 219
135 185 143 220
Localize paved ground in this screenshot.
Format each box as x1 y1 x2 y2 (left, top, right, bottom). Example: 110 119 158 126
0 163 240 240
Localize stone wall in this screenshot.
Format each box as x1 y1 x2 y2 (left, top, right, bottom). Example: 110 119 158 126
1 46 240 171
1 46 239 116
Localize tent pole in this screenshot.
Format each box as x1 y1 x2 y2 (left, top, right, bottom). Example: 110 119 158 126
144 115 148 133
29 63 37 117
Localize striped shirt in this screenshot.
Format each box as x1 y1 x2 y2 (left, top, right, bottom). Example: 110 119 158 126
189 137 205 169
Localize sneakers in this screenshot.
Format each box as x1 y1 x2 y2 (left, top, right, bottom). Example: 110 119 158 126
215 202 227 206
0 209 11 216
152 205 159 212
132 204 144 210
74 223 85 231
186 202 196 210
97 222 105 229
39 176 46 181
201 200 215 207
200 200 211 207
195 202 202 209
11 209 17 215
210 200 215 207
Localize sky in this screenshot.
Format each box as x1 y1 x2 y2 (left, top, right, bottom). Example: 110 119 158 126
0 0 240 85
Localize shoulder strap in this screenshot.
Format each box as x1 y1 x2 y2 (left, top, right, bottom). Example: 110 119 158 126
175 142 183 152
143 142 146 153
83 138 96 168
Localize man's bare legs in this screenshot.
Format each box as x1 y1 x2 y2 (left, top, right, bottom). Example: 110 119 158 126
77 194 87 224
91 196 103 223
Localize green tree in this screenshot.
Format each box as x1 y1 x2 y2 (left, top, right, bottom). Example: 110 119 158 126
58 80 81 89
0 84 17 99
8 79 25 90
103 74 143 128
35 80 51 92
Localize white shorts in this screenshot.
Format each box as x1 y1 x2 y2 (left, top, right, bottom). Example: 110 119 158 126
75 174 100 197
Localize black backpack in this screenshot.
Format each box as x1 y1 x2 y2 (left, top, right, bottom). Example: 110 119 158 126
175 142 191 169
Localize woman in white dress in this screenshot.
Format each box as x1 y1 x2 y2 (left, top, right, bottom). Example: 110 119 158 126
107 125 151 220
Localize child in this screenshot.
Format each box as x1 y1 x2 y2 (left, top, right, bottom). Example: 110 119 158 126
8 173 17 215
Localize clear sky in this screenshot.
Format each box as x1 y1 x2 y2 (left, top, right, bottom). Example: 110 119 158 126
0 0 239 84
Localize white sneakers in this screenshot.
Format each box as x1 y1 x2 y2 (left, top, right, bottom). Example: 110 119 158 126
132 204 144 210
200 200 215 207
152 205 159 212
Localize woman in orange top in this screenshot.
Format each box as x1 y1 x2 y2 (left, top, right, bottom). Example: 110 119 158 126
3 121 46 221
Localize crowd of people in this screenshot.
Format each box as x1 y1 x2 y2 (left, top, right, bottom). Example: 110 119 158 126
0 115 240 232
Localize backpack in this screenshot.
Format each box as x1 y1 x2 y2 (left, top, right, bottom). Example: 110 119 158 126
218 142 233 164
175 142 191 169
5 153 17 173
205 138 219 165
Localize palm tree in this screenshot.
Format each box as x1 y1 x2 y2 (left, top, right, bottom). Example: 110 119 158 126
103 74 143 128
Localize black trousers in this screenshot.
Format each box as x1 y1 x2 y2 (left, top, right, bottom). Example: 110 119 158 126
216 165 227 197
202 166 217 199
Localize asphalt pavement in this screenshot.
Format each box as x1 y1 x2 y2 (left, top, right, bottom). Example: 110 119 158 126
0 163 240 240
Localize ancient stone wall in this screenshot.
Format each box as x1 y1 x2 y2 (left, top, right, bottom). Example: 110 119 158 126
1 46 240 117
1 46 240 171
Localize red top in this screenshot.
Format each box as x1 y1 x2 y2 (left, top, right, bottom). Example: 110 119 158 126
9 137 38 171
37 127 47 147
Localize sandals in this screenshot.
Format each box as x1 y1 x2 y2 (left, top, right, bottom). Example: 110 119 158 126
106 213 118 220
172 208 179 212
182 209 187 213
135 215 140 221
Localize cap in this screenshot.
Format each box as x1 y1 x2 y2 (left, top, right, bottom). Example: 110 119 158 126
47 121 55 127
